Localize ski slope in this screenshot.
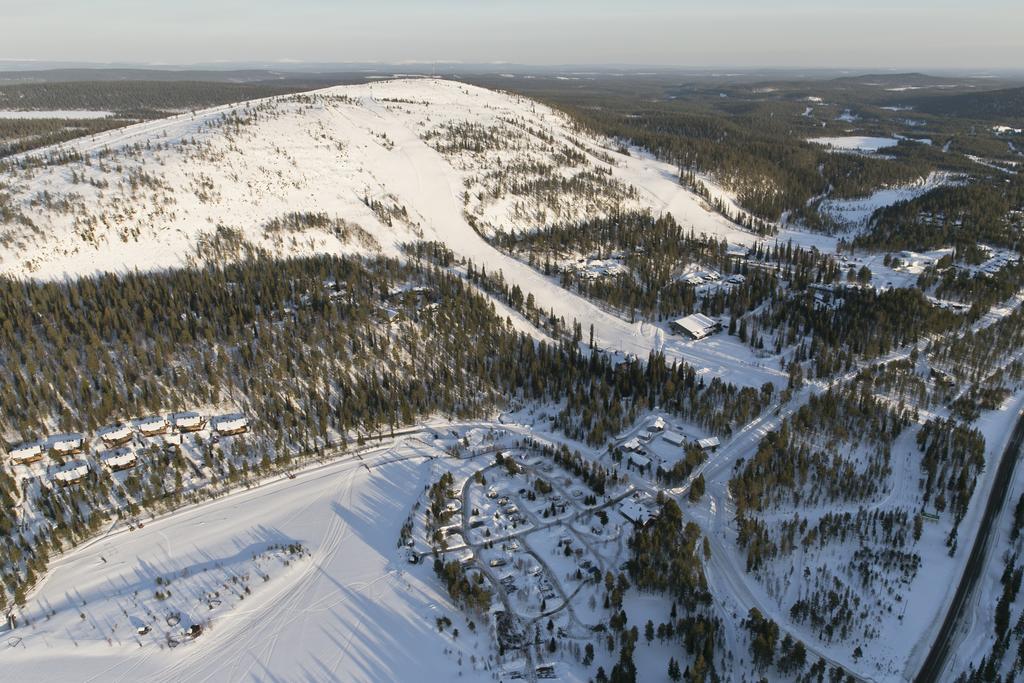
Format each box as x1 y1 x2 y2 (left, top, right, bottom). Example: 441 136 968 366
0 78 802 387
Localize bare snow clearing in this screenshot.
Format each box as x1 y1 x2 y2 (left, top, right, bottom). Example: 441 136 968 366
807 136 900 153
817 172 957 231
1 439 491 682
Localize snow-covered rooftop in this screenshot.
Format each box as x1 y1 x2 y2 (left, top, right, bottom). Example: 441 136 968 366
100 448 137 469
671 313 720 340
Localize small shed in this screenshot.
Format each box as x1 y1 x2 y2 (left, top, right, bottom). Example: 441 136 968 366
697 436 721 451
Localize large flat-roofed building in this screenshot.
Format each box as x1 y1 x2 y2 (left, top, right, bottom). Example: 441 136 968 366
670 313 721 340
661 430 686 447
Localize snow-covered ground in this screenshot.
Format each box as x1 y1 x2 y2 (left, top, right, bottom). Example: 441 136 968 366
0 78 814 388
817 172 956 231
807 136 900 153
909 387 1024 679
3 350 1018 682
3 77 1019 682
1 438 496 682
0 78 780 279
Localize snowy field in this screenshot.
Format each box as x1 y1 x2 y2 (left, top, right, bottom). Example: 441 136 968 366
898 388 1024 680
1 438 495 682
807 136 900 153
817 172 956 231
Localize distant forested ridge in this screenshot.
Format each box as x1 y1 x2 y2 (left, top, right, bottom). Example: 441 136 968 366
0 80 312 116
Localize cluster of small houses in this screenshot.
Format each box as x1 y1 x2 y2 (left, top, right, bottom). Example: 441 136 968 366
619 416 720 471
569 253 748 289
890 250 940 273
891 246 1020 279
568 256 629 281
680 269 746 288
5 412 250 487
976 251 1021 277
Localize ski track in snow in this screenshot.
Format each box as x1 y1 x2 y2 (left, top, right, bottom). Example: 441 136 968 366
5 443 487 682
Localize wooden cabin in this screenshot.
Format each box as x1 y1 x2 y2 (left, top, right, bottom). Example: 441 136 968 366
53 460 90 487
100 448 137 472
99 424 134 448
213 414 249 436
171 411 207 433
50 434 86 456
137 416 169 437
8 442 44 465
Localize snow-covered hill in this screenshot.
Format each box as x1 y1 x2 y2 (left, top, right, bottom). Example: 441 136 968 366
0 77 812 388
0 77 768 280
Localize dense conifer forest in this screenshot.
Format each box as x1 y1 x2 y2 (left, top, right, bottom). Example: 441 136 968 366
0 252 776 610
475 71 1024 246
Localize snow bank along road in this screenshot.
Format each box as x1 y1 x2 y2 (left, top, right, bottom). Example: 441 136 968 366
915 405 1024 682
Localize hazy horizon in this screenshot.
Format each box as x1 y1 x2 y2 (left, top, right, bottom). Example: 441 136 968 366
5 0 1023 72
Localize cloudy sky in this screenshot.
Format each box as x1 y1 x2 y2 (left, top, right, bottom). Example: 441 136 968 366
4 0 1022 70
